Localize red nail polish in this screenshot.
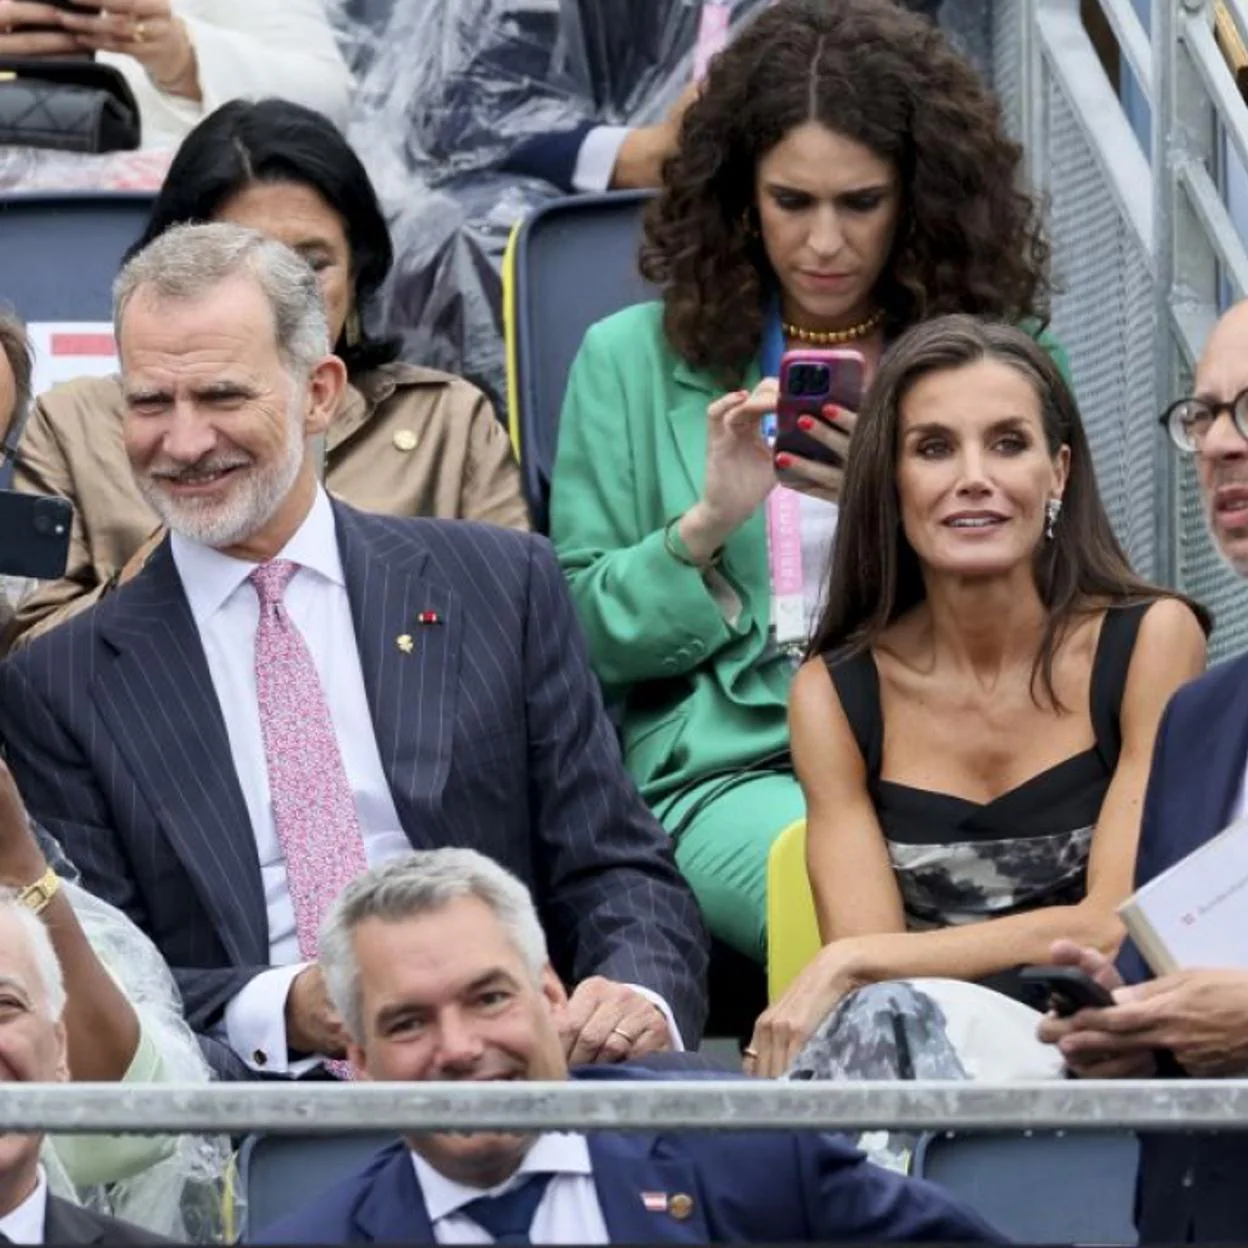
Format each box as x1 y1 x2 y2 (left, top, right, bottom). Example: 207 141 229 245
797 416 814 432
776 453 793 468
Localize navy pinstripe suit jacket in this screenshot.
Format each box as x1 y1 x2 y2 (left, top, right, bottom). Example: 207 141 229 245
0 503 708 1077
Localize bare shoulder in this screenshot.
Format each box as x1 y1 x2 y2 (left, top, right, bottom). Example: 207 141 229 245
1131 596 1208 652
789 655 839 723
789 656 868 785
1119 597 1208 714
789 656 860 740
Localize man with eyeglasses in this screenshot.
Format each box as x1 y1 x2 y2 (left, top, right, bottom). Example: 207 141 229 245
1036 301 1248 1244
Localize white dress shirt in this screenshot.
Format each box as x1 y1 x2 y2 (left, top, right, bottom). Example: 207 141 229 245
411 1134 608 1245
172 488 410 1073
0 1167 48 1245
571 127 632 193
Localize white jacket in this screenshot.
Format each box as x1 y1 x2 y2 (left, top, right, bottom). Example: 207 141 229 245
101 0 354 149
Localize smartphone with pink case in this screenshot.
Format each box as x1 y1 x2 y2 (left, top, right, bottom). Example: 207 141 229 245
773 348 866 469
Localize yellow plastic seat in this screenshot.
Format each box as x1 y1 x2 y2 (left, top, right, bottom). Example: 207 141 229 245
765 818 823 1001
502 220 523 463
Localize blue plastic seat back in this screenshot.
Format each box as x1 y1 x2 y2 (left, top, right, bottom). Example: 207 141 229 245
912 1129 1140 1245
511 190 655 530
0 191 155 321
237 1131 399 1238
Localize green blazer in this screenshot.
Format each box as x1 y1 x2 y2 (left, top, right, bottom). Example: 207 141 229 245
549 300 1072 817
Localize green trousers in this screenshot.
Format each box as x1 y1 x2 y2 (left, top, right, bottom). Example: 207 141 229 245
658 771 806 964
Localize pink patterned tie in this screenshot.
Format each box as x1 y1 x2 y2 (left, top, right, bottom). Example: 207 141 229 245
251 559 366 1079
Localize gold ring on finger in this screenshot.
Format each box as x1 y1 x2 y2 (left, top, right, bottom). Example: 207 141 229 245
133 19 147 41
610 1026 636 1044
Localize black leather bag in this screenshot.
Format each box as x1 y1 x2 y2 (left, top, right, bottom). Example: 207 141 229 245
0 58 141 153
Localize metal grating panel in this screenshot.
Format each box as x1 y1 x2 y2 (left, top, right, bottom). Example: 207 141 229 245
992 0 1025 142
1177 435 1248 658
1044 78 1160 579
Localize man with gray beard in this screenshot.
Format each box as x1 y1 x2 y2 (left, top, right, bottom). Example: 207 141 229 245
1037 300 1248 1244
0 222 707 1082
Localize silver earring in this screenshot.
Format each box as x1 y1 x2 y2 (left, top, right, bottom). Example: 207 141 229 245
1045 497 1062 541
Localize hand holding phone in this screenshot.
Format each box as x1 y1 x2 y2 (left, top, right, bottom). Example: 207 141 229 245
773 348 865 493
1020 965 1116 1018
0 0 89 46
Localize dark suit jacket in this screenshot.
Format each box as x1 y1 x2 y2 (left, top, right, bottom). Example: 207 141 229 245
252 1066 1002 1244
43 1194 171 1244
0 504 708 1078
1116 652 1248 1243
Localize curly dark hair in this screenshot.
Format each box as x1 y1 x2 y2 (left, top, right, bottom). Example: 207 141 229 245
639 0 1052 386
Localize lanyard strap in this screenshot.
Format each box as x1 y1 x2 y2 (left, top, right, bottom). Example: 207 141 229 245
693 0 733 80
761 306 806 649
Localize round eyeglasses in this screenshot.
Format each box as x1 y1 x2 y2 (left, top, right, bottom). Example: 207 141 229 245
1160 389 1248 452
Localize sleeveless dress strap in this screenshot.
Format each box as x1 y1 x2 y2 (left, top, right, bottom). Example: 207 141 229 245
825 650 885 779
1089 601 1152 772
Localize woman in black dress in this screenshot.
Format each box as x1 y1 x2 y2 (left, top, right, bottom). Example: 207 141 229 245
747 316 1209 1100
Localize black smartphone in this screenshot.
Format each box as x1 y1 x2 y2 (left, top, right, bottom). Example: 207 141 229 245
1019 966 1115 1017
0 492 73 580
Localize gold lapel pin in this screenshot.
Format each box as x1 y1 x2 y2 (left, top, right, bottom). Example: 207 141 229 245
668 1193 694 1221
396 634 414 653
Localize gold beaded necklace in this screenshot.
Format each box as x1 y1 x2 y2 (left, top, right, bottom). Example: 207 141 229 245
781 308 886 345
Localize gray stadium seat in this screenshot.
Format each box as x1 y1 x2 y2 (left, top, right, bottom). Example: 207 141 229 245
911 1129 1140 1245
237 1130 398 1239
509 189 655 531
0 191 153 486
0 191 155 321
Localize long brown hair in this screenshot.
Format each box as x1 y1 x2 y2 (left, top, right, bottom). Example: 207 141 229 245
639 0 1051 387
808 315 1211 703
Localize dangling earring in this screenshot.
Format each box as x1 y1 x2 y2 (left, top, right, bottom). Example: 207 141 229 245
1045 497 1062 541
345 307 362 348
740 208 759 240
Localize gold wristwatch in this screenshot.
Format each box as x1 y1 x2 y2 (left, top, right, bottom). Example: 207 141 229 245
16 865 60 915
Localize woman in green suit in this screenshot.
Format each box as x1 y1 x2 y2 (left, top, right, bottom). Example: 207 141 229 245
549 0 1067 962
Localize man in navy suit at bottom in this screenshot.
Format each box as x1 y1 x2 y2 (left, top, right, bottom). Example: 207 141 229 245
1038 300 1248 1243
256 848 1000 1245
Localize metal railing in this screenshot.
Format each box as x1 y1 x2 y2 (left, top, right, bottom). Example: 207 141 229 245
3 1080 1248 1135
1000 0 1163 582
1003 0 1248 653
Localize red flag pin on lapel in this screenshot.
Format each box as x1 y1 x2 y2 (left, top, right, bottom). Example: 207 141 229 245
641 1192 668 1214
417 610 442 625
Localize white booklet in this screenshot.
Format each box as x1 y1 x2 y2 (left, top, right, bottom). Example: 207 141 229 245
1118 816 1248 975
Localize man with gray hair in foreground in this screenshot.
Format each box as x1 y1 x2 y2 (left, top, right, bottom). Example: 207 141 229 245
256 849 1001 1245
0 222 707 1082
0 893 166 1244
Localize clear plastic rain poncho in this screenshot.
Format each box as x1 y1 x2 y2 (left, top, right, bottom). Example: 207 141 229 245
0 0 991 413
325 0 772 408
323 0 989 410
32 830 232 1243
